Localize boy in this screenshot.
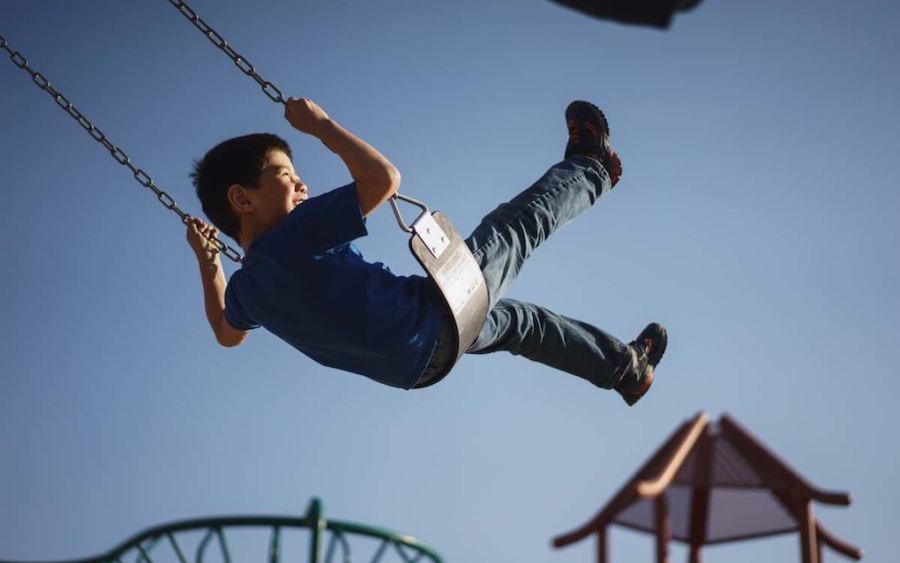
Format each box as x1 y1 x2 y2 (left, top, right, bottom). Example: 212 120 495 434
186 98 666 405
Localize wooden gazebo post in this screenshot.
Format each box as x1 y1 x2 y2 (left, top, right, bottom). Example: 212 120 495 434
687 425 713 563
654 493 670 563
798 499 818 563
597 526 608 563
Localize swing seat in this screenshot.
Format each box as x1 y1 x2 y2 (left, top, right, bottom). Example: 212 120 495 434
393 200 489 388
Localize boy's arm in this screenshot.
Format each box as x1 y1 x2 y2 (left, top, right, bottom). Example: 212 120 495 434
284 98 401 217
186 218 249 347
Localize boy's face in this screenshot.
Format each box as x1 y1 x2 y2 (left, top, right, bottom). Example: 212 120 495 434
246 149 308 230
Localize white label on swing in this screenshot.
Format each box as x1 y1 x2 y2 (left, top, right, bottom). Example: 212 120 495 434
412 213 450 258
435 247 483 314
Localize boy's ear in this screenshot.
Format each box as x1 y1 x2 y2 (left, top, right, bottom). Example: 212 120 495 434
227 184 254 214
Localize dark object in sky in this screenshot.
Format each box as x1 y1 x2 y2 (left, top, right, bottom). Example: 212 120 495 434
550 0 703 28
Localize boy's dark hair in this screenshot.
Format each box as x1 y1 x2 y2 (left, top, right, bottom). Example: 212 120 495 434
190 133 293 244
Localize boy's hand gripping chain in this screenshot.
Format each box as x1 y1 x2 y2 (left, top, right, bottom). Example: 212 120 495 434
0 34 243 263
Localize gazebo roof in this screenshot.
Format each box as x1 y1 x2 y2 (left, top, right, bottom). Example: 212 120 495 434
553 412 862 563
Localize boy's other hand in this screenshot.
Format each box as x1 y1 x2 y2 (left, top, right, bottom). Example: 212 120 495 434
186 216 221 262
284 97 330 137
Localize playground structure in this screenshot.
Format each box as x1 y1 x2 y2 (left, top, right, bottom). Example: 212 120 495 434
553 412 862 563
0 498 442 563
0 412 864 563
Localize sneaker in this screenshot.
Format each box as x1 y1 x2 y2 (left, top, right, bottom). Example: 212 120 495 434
616 322 667 406
564 100 622 186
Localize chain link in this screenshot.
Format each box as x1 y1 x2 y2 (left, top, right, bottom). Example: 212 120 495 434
167 0 286 105
0 34 243 263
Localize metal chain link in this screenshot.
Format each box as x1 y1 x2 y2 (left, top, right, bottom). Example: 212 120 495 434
0 34 243 263
167 0 286 106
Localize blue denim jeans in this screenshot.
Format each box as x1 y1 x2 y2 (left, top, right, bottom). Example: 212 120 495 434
460 156 631 388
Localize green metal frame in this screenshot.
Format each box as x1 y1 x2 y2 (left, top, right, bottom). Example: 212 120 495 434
0 499 442 563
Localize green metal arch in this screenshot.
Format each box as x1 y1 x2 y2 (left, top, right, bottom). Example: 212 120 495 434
0 499 442 563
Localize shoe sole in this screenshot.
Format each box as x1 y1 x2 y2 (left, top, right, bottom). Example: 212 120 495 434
581 102 611 138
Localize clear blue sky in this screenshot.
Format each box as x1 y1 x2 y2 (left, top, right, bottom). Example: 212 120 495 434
1 0 897 561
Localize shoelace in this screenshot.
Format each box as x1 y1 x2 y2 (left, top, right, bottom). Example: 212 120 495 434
567 119 600 146
567 117 621 186
567 119 580 145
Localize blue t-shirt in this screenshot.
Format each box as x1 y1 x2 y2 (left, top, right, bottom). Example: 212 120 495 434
224 184 444 389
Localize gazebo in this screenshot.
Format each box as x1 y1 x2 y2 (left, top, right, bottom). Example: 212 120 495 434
553 412 862 563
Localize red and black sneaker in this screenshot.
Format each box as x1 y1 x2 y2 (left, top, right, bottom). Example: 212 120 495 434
564 100 622 186
615 322 668 406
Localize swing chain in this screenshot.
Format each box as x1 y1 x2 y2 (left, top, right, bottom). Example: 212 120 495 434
167 0 286 105
0 34 243 263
